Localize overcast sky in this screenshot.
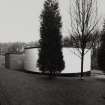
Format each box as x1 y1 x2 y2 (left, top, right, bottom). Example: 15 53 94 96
0 0 105 42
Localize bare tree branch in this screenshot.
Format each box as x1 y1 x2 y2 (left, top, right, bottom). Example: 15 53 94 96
69 0 99 78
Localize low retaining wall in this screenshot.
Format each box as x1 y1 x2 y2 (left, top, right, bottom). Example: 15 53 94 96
5 53 24 70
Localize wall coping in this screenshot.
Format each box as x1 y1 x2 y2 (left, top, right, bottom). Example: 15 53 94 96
5 52 24 55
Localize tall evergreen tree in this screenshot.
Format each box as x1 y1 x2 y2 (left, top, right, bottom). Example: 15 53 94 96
37 0 65 77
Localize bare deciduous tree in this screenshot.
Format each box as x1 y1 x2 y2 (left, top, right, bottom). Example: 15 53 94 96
69 0 99 79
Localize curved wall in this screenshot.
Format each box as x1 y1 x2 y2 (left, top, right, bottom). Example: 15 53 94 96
5 53 24 70
24 48 91 73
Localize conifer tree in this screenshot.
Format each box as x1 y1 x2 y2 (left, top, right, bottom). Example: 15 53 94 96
37 0 65 78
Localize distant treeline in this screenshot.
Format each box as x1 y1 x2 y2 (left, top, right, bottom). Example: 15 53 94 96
0 41 39 54
0 34 100 55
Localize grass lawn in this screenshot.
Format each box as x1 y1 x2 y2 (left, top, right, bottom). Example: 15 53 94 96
0 68 105 105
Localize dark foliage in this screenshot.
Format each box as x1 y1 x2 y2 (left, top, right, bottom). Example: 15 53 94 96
91 48 99 70
98 22 105 71
62 37 73 47
37 0 65 77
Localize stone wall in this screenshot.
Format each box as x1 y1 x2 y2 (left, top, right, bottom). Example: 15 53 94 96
5 53 24 70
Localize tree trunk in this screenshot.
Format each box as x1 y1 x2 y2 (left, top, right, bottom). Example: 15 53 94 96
49 71 52 79
81 49 84 80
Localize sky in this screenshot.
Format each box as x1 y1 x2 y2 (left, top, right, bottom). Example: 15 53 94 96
0 0 105 42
